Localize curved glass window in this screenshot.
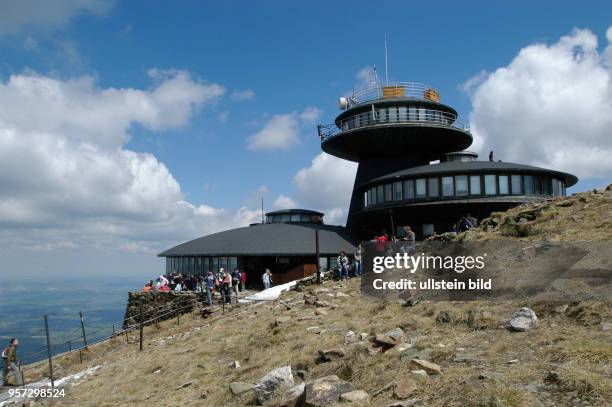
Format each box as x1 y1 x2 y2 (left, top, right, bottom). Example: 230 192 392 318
428 178 439 197
455 175 468 196
498 175 509 195
442 176 454 196
484 175 496 195
377 185 384 203
470 175 481 195
404 180 414 200
416 179 426 198
378 108 387 123
384 184 393 202
290 214 301 222
511 175 522 195
393 181 402 201
524 175 534 194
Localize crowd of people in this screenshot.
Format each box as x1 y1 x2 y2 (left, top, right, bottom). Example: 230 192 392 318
453 213 478 233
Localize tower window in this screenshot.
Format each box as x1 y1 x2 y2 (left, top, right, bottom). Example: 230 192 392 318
428 178 439 197
384 184 393 202
404 180 415 200
524 175 534 194
416 179 426 198
442 176 454 196
470 175 481 195
455 175 468 196
393 181 403 201
484 175 497 195
364 191 368 207
498 175 509 195
377 185 384 203
511 175 522 195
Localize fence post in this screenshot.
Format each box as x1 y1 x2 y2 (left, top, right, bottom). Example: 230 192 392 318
112 323 115 337
139 300 144 351
124 328 128 344
43 315 55 389
177 313 180 326
79 348 82 363
68 340 72 352
79 311 88 349
222 290 225 314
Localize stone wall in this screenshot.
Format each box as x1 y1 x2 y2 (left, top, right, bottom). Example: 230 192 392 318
122 291 202 329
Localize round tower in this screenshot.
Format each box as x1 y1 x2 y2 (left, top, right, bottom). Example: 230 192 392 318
318 80 577 239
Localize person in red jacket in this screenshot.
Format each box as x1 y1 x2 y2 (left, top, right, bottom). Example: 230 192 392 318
240 270 247 291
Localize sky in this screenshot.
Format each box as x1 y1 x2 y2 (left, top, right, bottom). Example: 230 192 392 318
0 0 611 279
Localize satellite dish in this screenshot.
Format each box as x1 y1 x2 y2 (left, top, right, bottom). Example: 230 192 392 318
338 97 348 110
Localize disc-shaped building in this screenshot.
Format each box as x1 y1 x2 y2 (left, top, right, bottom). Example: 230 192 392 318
159 80 577 284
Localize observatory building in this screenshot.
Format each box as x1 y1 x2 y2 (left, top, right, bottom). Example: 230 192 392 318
317 81 578 239
159 77 577 283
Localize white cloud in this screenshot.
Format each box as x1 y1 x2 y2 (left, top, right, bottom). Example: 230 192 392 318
230 89 255 101
246 107 321 151
0 0 113 36
464 27 612 179
273 194 297 209
0 69 265 258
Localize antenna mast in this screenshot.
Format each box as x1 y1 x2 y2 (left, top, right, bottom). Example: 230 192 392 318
261 196 264 223
384 33 389 85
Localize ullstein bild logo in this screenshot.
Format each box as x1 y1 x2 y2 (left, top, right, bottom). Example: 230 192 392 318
359 240 612 302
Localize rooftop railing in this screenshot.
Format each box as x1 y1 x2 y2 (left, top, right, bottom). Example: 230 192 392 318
318 107 470 141
345 82 441 107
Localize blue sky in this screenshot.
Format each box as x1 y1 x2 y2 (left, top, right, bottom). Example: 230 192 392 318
0 1 611 278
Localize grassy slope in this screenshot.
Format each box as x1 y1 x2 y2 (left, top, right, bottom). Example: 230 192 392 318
17 187 612 407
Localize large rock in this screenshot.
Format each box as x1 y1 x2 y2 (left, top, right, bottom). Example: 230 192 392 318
408 359 441 375
229 381 253 396
253 366 295 404
278 383 305 407
305 375 352 406
394 378 417 399
340 390 370 403
317 348 346 362
508 308 538 332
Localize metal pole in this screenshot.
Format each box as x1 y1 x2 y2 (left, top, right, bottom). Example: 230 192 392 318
139 301 144 351
112 324 115 337
124 329 128 344
177 313 180 326
68 340 72 352
222 289 225 314
315 229 321 285
79 348 82 363
79 311 88 349
43 315 54 389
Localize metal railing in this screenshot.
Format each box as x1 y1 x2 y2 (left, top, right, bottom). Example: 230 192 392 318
348 82 441 106
318 108 470 141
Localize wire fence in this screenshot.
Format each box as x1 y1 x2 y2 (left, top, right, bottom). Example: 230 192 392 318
2 288 245 389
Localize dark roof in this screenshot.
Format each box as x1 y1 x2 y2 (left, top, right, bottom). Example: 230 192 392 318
364 160 578 187
158 223 357 257
265 208 324 217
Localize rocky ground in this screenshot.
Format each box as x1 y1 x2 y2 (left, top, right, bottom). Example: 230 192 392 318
2 186 611 407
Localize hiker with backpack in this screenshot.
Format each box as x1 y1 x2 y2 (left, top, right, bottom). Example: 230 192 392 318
2 338 21 386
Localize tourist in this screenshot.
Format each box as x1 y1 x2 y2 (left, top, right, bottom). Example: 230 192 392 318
2 338 21 386
240 269 247 291
159 283 170 293
262 269 273 290
354 244 363 276
143 281 153 293
375 231 389 253
221 270 232 304
337 251 349 280
231 268 241 301
205 271 215 306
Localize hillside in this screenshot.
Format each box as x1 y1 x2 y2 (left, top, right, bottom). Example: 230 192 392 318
4 186 611 407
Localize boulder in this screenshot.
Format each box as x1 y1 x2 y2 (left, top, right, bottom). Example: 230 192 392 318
304 375 352 406
317 348 346 362
408 359 441 375
253 366 295 404
344 330 357 345
275 316 291 326
373 334 397 348
306 326 324 334
508 308 538 332
367 345 382 356
340 390 370 403
229 381 253 396
394 378 417 399
410 370 428 379
385 327 405 344
315 309 327 316
279 383 305 407
229 360 241 369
